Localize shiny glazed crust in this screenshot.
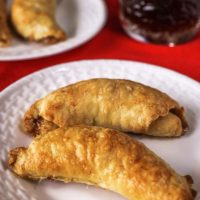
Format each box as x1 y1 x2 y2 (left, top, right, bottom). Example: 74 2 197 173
11 0 66 44
23 78 188 137
0 0 12 47
8 126 195 200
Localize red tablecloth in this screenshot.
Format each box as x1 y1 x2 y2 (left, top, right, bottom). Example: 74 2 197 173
0 0 200 91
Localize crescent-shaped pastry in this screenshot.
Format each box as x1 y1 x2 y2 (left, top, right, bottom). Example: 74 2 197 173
8 126 195 200
23 79 188 137
0 0 12 47
11 0 66 44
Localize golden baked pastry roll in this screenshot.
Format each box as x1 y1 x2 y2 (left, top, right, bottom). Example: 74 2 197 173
23 78 188 137
11 0 66 44
8 126 195 200
0 0 12 47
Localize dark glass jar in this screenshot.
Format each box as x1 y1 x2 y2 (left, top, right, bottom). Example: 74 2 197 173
119 0 200 46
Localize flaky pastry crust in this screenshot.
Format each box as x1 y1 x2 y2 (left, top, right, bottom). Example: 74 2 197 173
8 126 195 200
11 0 66 44
23 79 188 137
0 0 12 47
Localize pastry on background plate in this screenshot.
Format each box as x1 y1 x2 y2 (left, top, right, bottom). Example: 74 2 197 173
23 78 188 137
11 0 66 44
8 126 195 200
0 0 12 47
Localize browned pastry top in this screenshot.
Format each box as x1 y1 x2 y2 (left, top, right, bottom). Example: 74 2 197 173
23 79 188 137
9 126 195 200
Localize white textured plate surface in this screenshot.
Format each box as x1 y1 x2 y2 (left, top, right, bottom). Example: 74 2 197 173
0 0 107 61
0 60 200 200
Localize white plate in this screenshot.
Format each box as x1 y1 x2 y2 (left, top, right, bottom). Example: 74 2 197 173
0 60 200 200
0 0 107 61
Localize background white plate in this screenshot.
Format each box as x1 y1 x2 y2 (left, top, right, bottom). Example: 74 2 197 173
0 60 200 200
0 0 107 61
